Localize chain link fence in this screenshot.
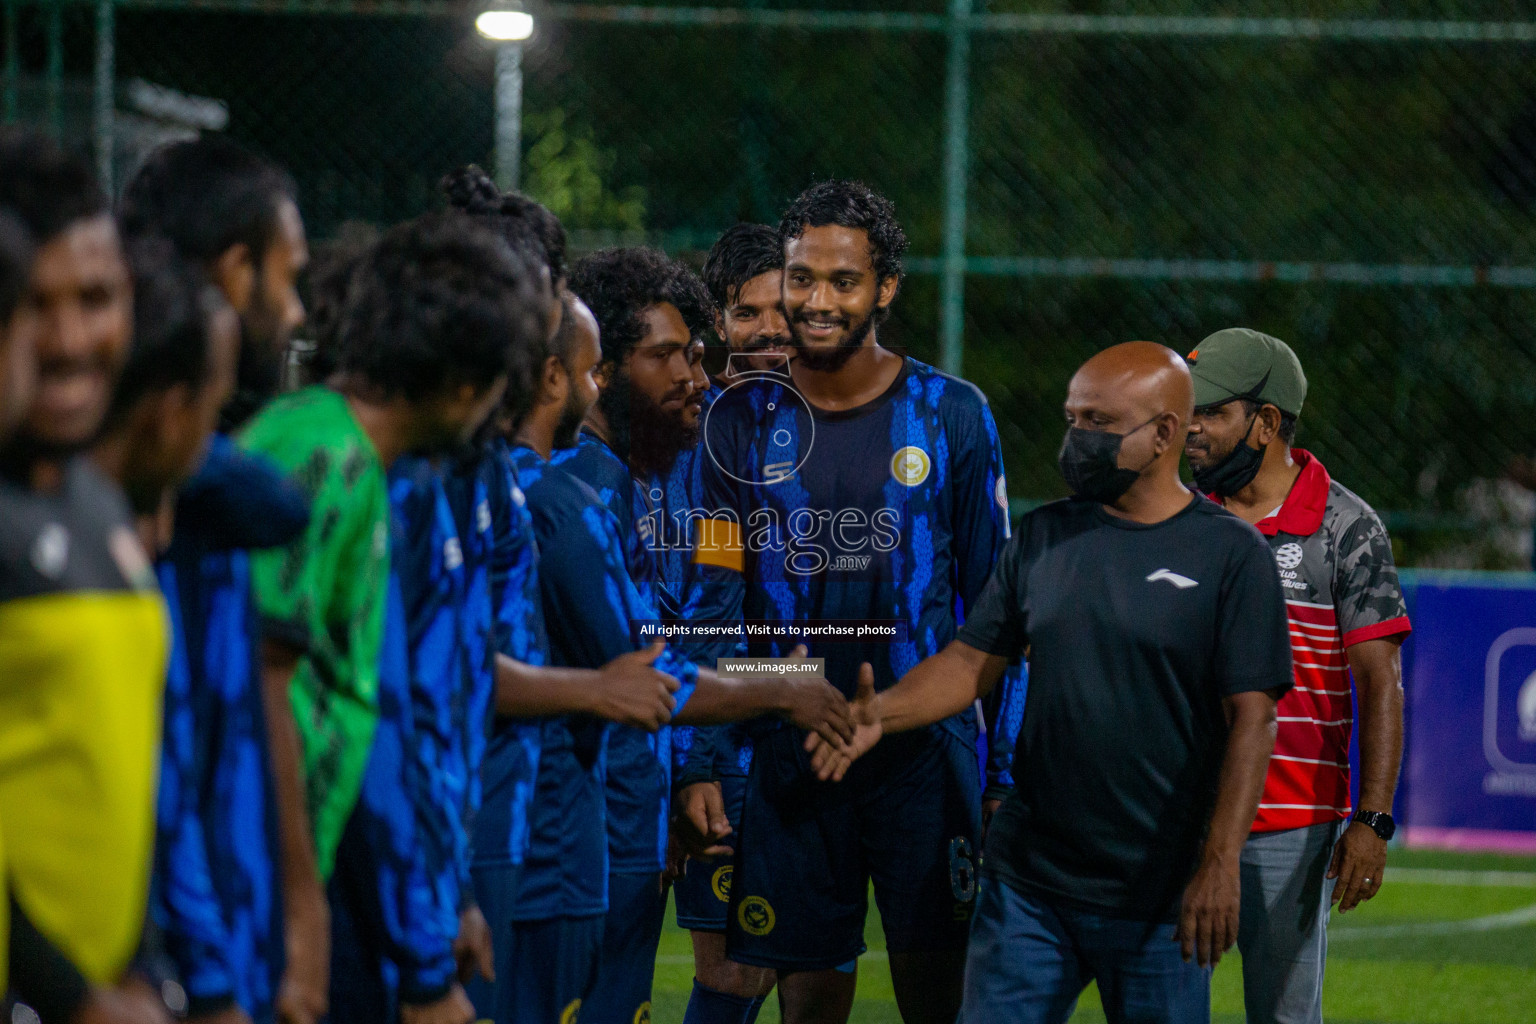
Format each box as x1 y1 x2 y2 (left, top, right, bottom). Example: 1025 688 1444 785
9 0 1536 565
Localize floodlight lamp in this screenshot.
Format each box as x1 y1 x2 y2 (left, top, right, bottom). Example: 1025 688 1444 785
477 8 535 41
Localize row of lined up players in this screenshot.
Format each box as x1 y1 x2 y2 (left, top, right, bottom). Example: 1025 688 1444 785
0 126 1407 1024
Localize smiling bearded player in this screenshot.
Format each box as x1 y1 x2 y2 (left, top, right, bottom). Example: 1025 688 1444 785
681 180 1023 1024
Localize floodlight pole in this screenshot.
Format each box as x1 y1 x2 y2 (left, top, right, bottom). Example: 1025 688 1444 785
938 0 971 377
494 40 524 191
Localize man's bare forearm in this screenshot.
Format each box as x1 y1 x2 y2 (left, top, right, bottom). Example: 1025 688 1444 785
260 639 321 903
672 669 792 724
1201 690 1281 864
494 654 598 717
1349 638 1405 813
876 641 1008 735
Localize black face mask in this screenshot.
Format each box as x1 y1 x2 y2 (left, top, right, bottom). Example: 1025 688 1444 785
1058 417 1158 505
1191 413 1263 497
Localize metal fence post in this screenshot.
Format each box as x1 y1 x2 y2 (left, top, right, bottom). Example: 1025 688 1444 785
95 0 115 195
2 1 17 124
938 0 970 376
45 0 63 136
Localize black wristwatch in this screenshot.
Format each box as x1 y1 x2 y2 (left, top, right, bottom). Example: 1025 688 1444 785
1354 810 1396 841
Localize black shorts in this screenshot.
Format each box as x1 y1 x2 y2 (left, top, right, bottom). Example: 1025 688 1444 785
725 727 982 971
468 863 602 1024
583 871 668 1024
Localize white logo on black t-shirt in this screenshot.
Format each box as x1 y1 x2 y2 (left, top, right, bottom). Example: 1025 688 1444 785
1146 568 1198 590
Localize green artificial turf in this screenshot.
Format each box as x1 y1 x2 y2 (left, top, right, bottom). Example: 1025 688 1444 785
646 849 1536 1024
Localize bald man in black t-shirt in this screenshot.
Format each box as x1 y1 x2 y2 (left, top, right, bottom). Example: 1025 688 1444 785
807 342 1292 1024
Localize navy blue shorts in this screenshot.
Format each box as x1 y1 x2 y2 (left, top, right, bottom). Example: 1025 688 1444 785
583 871 668 1024
726 727 982 971
672 774 748 933
469 863 602 1024
959 873 1210 1024
326 858 398 1024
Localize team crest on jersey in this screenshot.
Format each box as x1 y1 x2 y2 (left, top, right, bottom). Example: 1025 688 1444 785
763 461 796 485
560 999 582 1024
1274 542 1304 571
633 1003 651 1024
711 864 733 903
891 446 931 487
738 895 776 936
995 475 1008 510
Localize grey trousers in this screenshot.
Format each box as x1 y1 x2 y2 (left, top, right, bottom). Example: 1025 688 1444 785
1237 820 1346 1024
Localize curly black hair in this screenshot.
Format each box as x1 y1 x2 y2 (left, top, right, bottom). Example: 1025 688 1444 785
335 211 548 408
119 135 297 264
702 223 783 310
568 246 714 368
299 221 378 384
778 179 908 284
439 164 568 286
108 236 219 426
0 128 107 244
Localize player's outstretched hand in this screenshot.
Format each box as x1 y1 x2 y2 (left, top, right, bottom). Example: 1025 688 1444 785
805 662 883 783
400 985 476 1024
595 640 679 731
776 645 854 747
454 904 495 984
1174 855 1240 968
673 780 733 857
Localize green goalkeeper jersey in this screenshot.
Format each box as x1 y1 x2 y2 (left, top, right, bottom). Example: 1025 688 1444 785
241 386 390 879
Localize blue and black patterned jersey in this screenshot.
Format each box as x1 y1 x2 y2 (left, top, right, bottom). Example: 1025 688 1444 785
639 384 755 785
340 460 463 1000
689 358 1025 759
508 443 699 914
152 435 307 1022
470 440 545 871
441 451 497 897
553 432 693 875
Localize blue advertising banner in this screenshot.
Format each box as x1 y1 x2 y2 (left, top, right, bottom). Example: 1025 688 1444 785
1400 570 1536 853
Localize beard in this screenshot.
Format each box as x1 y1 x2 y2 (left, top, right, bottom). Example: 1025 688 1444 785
598 373 698 478
220 279 291 432
791 307 876 373
554 385 588 451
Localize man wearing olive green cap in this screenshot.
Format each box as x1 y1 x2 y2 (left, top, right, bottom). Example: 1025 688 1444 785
1184 328 1411 1024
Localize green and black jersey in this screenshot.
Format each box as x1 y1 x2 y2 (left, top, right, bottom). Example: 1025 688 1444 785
0 458 167 985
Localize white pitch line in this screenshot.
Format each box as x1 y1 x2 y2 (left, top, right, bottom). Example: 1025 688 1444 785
656 952 889 965
1331 902 1536 939
1385 867 1536 887
654 870 1536 960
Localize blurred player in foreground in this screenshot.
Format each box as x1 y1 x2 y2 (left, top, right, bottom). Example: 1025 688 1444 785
121 136 317 1024
809 342 1293 1024
0 129 168 1024
121 139 313 1024
1185 328 1409 1024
